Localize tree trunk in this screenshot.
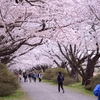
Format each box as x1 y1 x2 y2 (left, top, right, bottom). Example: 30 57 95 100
83 54 100 86
82 78 86 85
70 68 80 82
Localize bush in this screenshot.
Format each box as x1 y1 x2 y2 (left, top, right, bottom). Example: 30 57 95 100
43 67 75 85
0 63 19 96
85 74 100 91
91 74 100 90
64 77 75 85
42 68 54 80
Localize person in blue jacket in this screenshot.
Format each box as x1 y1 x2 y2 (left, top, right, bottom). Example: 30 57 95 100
93 84 100 100
57 72 64 93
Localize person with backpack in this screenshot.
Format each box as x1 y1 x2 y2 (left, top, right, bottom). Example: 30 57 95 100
57 72 64 93
93 84 100 100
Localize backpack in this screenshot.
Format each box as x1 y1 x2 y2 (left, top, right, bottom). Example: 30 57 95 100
57 74 64 82
23 73 27 78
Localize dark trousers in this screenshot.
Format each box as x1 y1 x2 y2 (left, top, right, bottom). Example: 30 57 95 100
58 82 64 92
24 78 27 82
32 77 36 82
39 78 41 82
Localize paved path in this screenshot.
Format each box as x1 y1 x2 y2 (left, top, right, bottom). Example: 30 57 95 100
21 81 96 100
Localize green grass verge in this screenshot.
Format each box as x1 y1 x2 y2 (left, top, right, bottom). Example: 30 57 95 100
66 82 94 96
42 80 57 85
0 89 30 100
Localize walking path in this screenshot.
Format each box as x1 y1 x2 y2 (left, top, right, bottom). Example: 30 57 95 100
21 81 96 100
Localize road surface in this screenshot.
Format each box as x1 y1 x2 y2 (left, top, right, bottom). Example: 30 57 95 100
21 81 96 100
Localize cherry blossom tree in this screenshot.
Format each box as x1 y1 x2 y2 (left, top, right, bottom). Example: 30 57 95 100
0 0 44 64
57 42 100 85
0 0 100 72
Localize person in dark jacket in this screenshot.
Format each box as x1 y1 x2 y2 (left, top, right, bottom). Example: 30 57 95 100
23 72 27 82
93 84 100 100
57 72 64 93
28 72 32 82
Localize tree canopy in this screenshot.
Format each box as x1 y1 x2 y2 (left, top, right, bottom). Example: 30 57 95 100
0 0 100 70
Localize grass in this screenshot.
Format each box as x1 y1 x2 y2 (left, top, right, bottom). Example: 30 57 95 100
65 82 94 96
42 80 57 85
0 89 30 100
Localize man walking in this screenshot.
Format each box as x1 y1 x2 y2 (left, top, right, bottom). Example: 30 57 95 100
57 72 64 93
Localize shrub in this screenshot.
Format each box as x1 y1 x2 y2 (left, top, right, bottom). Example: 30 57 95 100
42 68 53 80
0 63 19 96
85 85 91 90
64 77 75 85
85 74 100 91
43 67 75 85
90 74 100 90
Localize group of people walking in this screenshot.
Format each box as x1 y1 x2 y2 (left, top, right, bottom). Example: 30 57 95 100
16 69 100 100
19 71 64 93
18 71 42 83
17 70 65 93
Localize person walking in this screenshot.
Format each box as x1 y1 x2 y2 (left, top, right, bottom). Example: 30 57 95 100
23 72 27 82
93 84 100 100
28 72 32 82
57 72 64 93
18 73 22 82
38 72 42 82
33 72 37 82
